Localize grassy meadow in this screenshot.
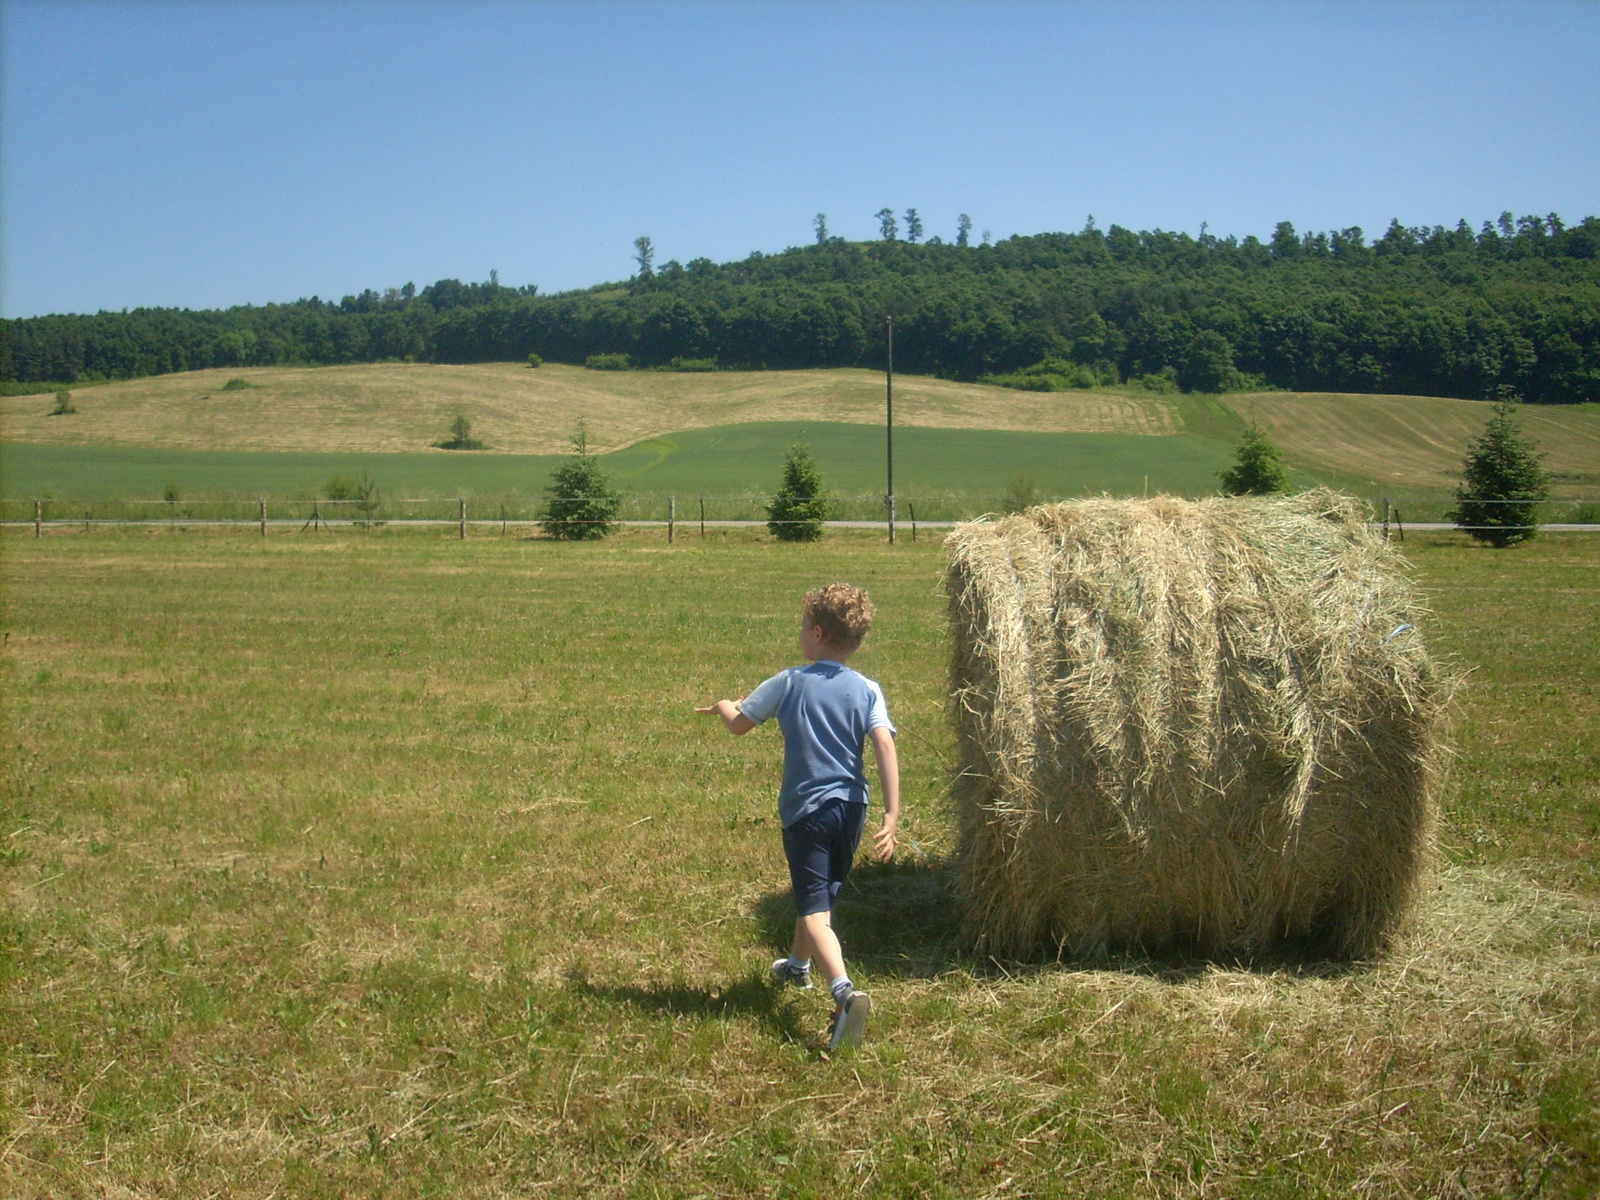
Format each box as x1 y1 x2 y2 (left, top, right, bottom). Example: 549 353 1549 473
2 524 1597 1198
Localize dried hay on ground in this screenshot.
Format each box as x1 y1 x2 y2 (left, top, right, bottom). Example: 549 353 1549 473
944 490 1451 960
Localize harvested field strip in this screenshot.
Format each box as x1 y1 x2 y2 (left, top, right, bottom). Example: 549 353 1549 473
1234 392 1600 495
0 362 1179 455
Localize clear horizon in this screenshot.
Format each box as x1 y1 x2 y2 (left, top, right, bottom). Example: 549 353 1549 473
4 0 1598 319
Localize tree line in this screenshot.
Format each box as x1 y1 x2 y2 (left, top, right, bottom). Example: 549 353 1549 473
4 212 1597 403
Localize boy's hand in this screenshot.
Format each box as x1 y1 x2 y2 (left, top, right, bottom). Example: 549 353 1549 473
873 813 898 861
698 699 756 736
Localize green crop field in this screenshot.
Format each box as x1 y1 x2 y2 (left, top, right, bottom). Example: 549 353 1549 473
0 422 1247 508
2 525 1596 1197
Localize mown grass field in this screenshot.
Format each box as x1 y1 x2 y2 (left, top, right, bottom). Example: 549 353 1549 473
2 525 1596 1198
0 363 1180 456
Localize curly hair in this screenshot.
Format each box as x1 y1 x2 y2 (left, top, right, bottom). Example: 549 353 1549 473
802 582 875 651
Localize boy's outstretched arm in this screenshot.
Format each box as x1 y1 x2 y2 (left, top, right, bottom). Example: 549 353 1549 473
696 699 756 736
870 725 900 861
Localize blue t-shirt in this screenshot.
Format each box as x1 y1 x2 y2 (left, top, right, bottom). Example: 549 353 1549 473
738 660 895 828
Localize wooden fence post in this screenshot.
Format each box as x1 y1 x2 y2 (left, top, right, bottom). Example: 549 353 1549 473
459 498 466 540
313 501 320 532
1382 497 1390 540
35 498 41 538
501 504 507 536
909 500 917 542
699 495 705 538
668 496 675 543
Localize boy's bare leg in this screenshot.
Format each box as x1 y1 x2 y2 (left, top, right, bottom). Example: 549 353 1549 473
795 911 847 985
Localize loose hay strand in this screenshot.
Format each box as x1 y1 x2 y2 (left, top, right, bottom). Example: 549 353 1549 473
945 490 1450 960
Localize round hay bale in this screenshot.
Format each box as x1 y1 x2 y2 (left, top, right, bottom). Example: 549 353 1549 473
944 490 1448 960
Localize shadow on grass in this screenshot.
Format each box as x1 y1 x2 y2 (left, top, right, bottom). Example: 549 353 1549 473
567 971 809 1043
753 856 969 980
753 854 1374 985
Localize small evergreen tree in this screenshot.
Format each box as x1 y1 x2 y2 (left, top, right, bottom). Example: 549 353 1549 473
1449 391 1550 546
1219 424 1290 495
766 442 830 541
1001 471 1038 513
542 422 620 540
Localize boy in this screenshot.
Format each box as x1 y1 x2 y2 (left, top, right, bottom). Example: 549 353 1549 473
697 582 899 1050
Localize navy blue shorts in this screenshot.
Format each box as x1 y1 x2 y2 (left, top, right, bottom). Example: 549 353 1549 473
782 799 867 918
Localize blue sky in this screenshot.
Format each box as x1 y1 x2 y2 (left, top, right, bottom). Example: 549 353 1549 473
3 0 1597 317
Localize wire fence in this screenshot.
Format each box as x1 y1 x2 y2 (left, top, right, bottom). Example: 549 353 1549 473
4 494 1598 538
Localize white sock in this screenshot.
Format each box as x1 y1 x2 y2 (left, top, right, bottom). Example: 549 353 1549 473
830 976 854 1006
788 956 811 971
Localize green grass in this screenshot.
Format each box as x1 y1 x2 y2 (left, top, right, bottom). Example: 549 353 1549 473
1 526 1596 1197
605 422 1244 498
1 422 1243 505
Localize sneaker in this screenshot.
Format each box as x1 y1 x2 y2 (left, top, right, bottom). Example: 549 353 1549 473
828 990 871 1051
770 958 813 990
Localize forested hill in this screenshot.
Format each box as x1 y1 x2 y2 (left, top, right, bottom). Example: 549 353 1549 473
6 214 1598 403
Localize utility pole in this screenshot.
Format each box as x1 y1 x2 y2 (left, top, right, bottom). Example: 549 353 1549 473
886 315 896 545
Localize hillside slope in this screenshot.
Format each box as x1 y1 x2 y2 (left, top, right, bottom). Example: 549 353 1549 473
0 363 1177 454
4 362 1597 496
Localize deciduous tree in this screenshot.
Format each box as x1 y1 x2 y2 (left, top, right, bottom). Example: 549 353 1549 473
875 208 898 241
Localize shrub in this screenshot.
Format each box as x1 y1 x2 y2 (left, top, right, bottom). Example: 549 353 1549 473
437 412 486 450
162 482 181 503
659 356 718 372
1130 368 1180 394
584 353 631 371
1448 392 1550 547
221 378 252 391
542 421 621 540
1219 424 1291 495
983 358 1118 392
326 473 380 522
766 442 830 541
48 390 75 415
526 353 543 368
